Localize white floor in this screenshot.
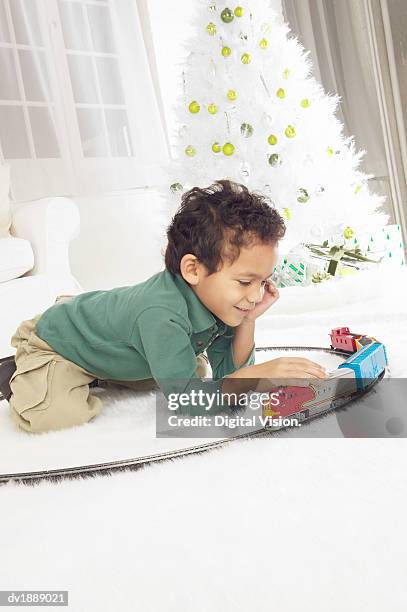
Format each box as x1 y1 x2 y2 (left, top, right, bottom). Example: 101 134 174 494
1 439 405 611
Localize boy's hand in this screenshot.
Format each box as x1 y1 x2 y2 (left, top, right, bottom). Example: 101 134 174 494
259 357 328 379
245 280 279 321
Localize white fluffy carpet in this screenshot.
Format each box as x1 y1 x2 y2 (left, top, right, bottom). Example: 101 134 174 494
0 348 347 475
1 266 406 611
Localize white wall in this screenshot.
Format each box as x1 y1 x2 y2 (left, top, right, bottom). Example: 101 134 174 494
69 189 169 291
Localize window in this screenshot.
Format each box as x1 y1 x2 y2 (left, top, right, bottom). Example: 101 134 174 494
0 0 168 200
58 0 133 158
146 0 196 153
0 0 60 160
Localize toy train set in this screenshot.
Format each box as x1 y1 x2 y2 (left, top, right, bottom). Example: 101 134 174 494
262 327 388 427
0 327 388 485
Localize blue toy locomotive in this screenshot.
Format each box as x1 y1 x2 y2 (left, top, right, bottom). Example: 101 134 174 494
333 328 388 391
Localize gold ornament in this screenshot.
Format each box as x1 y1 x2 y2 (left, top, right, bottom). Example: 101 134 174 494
234 6 244 17
276 88 285 98
188 101 200 114
185 145 196 157
343 226 355 239
268 134 278 145
283 69 290 79
227 89 237 101
327 147 334 157
283 207 292 220
221 8 234 23
241 52 251 64
259 38 268 49
206 22 217 36
208 103 218 114
223 142 235 156
221 46 232 57
212 142 221 153
354 185 362 194
301 98 310 108
285 125 296 138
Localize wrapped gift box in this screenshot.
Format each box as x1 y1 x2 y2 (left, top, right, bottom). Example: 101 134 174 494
351 224 405 267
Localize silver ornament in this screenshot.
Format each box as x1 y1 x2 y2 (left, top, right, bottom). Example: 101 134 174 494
240 161 251 177
240 123 254 138
311 224 323 238
178 124 187 138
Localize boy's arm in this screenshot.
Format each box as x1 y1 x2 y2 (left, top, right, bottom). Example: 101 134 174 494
134 308 238 415
232 319 256 368
206 321 255 381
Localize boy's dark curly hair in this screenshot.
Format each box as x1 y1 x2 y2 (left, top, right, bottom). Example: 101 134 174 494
165 179 286 275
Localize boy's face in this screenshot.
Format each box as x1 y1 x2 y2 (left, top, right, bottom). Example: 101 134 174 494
182 241 279 327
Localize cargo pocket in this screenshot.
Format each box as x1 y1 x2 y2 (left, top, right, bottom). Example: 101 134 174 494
9 357 55 415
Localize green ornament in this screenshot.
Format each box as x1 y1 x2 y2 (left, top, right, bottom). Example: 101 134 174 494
276 88 285 98
283 69 290 79
212 142 221 153
297 188 309 203
343 226 354 240
283 207 292 220
259 38 269 49
354 184 362 194
227 89 237 100
208 103 218 114
241 52 251 64
285 125 296 138
240 123 253 137
234 6 244 17
221 8 234 23
301 98 310 108
170 183 183 193
327 147 334 157
206 22 217 36
268 134 278 145
221 46 232 57
188 100 200 114
185 145 196 157
268 153 280 166
223 142 235 156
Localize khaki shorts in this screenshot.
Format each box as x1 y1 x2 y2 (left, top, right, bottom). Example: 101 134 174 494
9 295 210 434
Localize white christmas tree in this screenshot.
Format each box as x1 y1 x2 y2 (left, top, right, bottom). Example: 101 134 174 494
162 0 390 256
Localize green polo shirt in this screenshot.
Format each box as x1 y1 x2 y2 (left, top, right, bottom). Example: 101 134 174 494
36 269 255 414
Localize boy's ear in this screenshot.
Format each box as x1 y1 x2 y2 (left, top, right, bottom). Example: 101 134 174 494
179 253 203 285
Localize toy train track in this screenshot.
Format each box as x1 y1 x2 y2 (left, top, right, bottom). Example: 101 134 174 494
0 340 387 486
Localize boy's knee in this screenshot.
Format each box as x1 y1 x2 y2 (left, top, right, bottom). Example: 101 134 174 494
9 390 102 434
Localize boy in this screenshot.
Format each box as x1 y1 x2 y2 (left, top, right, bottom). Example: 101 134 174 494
1 180 327 433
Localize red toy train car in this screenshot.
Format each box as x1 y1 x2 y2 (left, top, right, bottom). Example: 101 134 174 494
329 327 378 353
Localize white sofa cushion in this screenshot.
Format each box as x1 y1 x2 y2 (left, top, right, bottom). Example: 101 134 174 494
0 163 11 237
0 236 34 283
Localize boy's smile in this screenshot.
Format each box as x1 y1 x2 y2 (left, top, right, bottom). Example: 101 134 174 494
181 242 279 327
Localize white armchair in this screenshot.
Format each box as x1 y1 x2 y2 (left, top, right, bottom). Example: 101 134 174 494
0 197 83 357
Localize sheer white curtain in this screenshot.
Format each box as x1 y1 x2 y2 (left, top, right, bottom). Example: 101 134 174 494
0 0 169 201
282 0 407 242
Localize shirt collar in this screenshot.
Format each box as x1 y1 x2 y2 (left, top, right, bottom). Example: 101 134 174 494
172 272 226 334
